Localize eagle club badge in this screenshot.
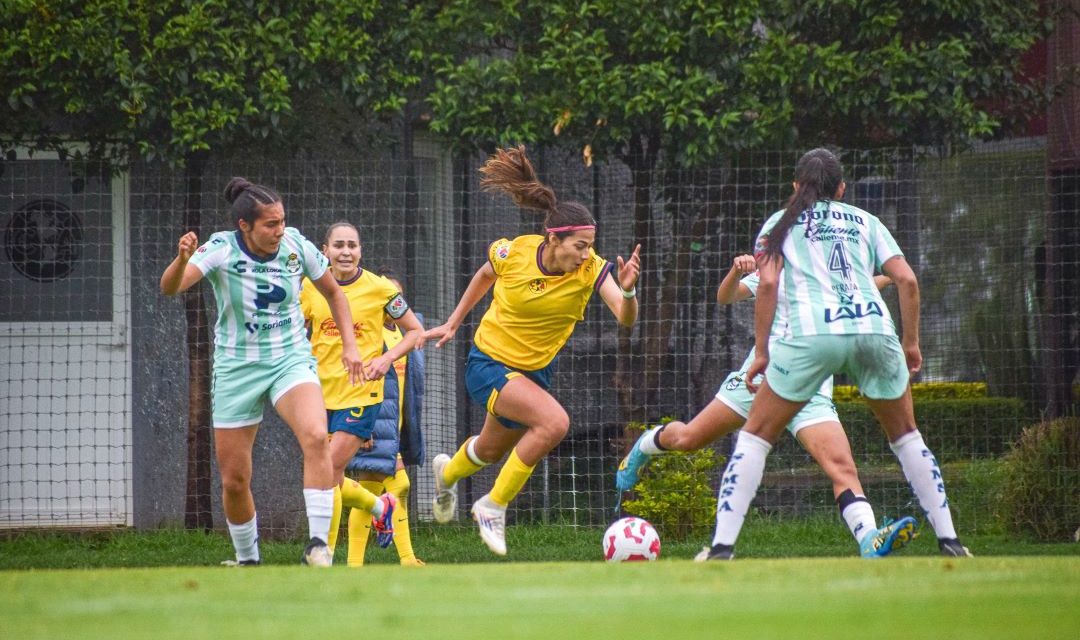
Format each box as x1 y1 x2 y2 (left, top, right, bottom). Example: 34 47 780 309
529 278 546 294
285 252 302 274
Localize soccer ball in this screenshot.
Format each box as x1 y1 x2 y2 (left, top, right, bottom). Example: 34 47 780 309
602 516 661 562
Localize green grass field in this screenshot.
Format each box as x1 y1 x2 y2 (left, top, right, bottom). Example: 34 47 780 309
2 557 1077 639
2 521 1078 639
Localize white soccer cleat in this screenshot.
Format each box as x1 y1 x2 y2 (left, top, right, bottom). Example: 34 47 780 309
431 453 458 524
471 494 507 556
300 537 332 567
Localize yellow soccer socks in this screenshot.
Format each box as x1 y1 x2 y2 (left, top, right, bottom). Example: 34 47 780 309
489 448 536 507
345 480 383 566
384 468 422 565
327 484 343 555
443 437 487 487
339 476 379 512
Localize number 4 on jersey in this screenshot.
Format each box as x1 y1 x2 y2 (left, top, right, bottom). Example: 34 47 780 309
828 241 852 281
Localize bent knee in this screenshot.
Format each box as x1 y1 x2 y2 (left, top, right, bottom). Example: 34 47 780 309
537 410 570 441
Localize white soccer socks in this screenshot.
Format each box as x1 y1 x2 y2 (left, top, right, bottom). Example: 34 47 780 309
711 431 772 547
889 430 958 540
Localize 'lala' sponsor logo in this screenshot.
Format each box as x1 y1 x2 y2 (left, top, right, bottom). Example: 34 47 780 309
825 301 884 323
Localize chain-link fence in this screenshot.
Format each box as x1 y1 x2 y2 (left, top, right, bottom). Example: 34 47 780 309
2 138 1077 541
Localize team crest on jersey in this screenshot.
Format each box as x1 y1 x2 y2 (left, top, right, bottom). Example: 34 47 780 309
529 278 546 294
285 253 301 274
493 240 511 261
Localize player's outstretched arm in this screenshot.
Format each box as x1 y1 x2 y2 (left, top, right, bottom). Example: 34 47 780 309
160 232 204 295
598 244 641 327
425 261 497 348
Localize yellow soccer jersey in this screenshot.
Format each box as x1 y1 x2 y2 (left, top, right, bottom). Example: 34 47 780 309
300 270 409 410
474 234 613 370
382 324 408 431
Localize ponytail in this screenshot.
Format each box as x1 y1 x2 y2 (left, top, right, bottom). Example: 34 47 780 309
479 145 596 239
763 148 843 260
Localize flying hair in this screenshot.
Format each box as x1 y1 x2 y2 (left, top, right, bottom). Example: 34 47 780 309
479 145 558 212
479 145 596 238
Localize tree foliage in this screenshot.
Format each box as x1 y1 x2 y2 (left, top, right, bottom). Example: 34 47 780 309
426 0 1048 164
0 0 429 165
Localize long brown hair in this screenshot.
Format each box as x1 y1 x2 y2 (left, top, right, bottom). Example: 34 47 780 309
763 148 843 260
479 145 595 238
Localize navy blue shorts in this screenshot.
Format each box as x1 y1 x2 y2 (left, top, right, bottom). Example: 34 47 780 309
327 405 378 440
464 345 555 429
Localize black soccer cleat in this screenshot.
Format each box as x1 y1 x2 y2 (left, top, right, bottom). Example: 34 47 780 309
938 538 973 557
694 544 735 561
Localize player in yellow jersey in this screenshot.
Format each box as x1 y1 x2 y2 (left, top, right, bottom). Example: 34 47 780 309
300 222 424 560
344 273 427 566
425 146 642 555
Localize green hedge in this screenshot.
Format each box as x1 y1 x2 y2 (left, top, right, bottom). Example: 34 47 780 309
833 382 988 402
998 417 1080 542
835 397 1031 462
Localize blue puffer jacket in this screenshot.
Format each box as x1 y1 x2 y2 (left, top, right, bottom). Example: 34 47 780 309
345 318 425 476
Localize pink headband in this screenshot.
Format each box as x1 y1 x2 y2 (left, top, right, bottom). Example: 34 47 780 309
546 225 596 233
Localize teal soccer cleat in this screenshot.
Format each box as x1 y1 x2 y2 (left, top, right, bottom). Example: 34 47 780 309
859 516 917 558
615 432 653 492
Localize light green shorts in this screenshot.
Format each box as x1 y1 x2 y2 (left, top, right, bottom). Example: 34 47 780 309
766 334 909 402
211 351 321 428
714 370 838 436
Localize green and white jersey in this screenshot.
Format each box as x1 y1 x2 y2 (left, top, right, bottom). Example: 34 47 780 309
737 272 833 398
188 227 329 361
754 200 902 338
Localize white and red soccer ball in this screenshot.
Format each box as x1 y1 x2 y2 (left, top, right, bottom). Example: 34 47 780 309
603 516 661 562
